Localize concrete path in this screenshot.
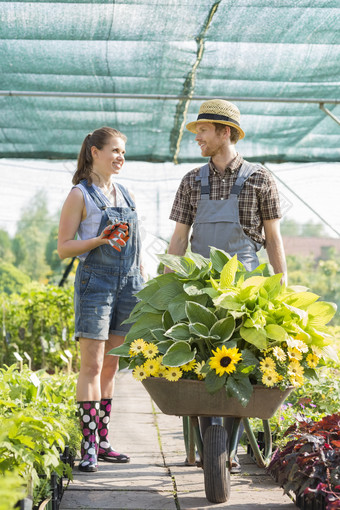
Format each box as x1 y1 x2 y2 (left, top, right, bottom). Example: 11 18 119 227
61 371 297 510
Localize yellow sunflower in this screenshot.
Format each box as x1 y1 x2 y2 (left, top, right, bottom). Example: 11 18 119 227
288 360 304 378
164 367 183 382
272 347 286 362
209 346 242 376
132 365 147 381
143 359 161 376
262 370 279 387
306 353 319 369
129 338 147 357
143 342 159 359
259 357 276 373
194 361 207 380
181 359 197 372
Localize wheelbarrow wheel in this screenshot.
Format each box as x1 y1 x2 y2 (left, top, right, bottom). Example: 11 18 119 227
203 425 230 504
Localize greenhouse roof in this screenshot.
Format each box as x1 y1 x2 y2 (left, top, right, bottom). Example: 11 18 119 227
0 0 339 163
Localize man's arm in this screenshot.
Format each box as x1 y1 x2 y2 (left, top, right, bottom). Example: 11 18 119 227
263 218 288 285
164 222 191 273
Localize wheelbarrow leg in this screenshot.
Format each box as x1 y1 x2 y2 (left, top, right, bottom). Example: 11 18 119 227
182 416 196 465
243 418 272 467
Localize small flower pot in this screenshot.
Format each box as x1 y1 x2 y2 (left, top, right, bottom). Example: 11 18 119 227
296 493 326 510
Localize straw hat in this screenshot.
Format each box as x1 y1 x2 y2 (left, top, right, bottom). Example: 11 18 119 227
186 99 245 139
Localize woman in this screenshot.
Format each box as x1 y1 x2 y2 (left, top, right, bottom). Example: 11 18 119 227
58 127 145 472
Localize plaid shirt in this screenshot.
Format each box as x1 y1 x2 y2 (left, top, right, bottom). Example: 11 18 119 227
169 153 282 245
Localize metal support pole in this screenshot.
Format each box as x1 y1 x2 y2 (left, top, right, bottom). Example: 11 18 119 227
319 103 340 126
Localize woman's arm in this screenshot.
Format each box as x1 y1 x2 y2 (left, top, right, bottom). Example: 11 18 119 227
57 187 109 260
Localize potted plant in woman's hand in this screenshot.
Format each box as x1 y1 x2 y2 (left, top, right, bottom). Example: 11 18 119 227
110 248 338 414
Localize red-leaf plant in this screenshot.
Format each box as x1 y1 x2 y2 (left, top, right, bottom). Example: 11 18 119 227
268 413 340 509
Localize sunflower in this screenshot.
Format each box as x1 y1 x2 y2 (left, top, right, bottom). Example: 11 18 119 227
209 346 242 376
132 365 147 381
306 353 319 369
143 358 161 376
259 357 276 373
143 343 159 359
272 347 286 362
194 361 207 380
262 371 279 387
288 360 304 378
181 359 197 372
129 338 147 357
164 367 183 382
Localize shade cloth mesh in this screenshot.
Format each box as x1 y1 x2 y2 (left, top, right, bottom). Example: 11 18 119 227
0 0 339 162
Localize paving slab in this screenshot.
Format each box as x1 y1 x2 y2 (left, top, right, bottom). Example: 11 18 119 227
61 371 297 510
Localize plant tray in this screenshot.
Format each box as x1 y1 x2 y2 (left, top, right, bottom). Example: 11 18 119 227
142 378 293 419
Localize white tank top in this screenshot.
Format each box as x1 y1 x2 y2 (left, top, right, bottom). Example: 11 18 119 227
75 182 127 261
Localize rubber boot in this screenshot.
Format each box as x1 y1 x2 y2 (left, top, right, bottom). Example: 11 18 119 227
77 401 100 472
98 398 130 463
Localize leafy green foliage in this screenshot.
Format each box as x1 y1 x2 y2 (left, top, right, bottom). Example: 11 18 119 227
0 283 77 371
0 365 80 508
0 262 30 295
111 250 337 407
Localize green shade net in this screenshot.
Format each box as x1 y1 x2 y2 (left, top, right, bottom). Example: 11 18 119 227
0 0 339 162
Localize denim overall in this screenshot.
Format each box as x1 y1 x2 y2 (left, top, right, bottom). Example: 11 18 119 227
192 161 262 455
191 161 263 271
74 180 144 340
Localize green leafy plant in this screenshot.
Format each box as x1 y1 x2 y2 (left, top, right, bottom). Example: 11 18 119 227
111 250 338 407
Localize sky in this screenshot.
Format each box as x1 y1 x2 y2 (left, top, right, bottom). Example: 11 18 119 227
0 158 339 276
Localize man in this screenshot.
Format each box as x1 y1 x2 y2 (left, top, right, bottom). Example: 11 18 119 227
165 99 287 471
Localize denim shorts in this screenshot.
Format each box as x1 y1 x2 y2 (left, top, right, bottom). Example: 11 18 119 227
74 264 144 340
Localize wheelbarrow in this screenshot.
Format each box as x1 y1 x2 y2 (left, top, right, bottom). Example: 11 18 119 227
142 378 293 504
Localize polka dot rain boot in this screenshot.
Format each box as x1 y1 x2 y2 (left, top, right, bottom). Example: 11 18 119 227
98 398 130 463
77 401 100 472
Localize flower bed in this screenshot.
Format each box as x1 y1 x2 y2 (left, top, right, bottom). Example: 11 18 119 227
268 414 340 510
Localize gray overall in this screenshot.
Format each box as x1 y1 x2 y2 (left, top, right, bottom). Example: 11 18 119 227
192 161 262 451
190 161 262 271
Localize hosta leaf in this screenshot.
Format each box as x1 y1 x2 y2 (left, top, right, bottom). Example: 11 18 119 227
213 294 241 311
151 328 167 342
186 251 210 269
220 254 238 288
108 343 131 356
156 340 175 354
204 370 227 393
262 273 283 300
165 323 190 341
158 254 197 276
307 301 337 326
201 287 220 298
162 310 174 331
240 326 268 350
284 291 320 309
189 322 210 338
168 293 208 323
210 317 235 341
209 247 231 273
226 375 253 407
183 281 205 295
125 313 163 343
147 281 183 310
185 302 217 330
265 324 287 342
162 342 196 367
